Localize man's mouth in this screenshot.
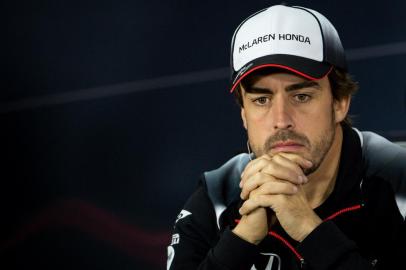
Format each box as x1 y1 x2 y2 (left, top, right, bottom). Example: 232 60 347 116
271 140 304 152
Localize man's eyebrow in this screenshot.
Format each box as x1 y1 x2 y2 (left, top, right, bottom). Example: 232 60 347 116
244 87 273 95
285 81 321 92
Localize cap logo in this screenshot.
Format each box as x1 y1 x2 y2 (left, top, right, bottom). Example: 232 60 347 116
238 33 311 54
233 62 253 84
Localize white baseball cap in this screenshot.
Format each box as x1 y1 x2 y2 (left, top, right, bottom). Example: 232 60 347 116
230 5 347 92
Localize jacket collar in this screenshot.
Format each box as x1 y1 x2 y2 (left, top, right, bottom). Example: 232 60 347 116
316 124 364 214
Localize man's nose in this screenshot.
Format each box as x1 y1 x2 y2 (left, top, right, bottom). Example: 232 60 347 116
270 96 294 130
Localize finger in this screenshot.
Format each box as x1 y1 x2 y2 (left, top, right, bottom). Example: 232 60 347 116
240 156 271 187
277 152 313 169
261 155 307 185
240 172 276 200
239 195 275 215
241 172 299 200
250 178 298 198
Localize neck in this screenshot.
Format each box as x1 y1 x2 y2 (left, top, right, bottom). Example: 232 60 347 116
304 124 343 209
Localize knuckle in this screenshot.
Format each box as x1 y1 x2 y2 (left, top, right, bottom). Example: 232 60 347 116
249 196 258 205
290 169 302 180
253 195 262 204
288 183 298 193
272 154 283 163
262 154 272 161
259 172 275 184
250 189 259 198
265 162 278 172
265 181 276 191
256 157 266 165
257 171 267 179
258 194 269 205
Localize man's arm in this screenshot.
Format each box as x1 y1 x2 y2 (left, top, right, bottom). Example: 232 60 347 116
167 184 259 270
239 153 405 269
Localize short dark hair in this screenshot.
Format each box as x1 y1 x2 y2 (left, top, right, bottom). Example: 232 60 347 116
233 67 359 126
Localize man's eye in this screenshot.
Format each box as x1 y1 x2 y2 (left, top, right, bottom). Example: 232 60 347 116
253 97 269 105
294 94 311 103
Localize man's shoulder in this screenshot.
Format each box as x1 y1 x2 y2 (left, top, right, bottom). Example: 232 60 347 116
202 153 251 229
356 129 406 178
203 153 251 203
204 153 251 185
355 128 406 219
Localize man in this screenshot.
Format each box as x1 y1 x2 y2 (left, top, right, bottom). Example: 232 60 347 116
167 5 406 270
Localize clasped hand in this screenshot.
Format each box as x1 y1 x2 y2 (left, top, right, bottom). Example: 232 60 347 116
233 153 322 244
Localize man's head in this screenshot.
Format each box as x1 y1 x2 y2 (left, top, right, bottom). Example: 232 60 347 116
229 5 358 174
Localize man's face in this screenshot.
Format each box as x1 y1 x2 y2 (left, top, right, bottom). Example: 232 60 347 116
240 72 349 175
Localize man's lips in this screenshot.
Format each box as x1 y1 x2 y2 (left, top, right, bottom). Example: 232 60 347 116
271 141 304 152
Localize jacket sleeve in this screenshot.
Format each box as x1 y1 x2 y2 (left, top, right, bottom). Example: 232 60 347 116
298 221 376 269
297 219 405 270
167 183 259 270
297 178 406 270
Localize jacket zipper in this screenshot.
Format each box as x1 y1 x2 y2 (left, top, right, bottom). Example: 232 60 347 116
235 203 363 269
323 204 362 221
269 231 305 268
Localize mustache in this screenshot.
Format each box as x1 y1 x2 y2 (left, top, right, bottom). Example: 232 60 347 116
264 130 310 151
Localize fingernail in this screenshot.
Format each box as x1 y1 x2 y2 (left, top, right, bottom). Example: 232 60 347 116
298 175 304 184
292 185 298 192
239 181 242 188
306 160 313 167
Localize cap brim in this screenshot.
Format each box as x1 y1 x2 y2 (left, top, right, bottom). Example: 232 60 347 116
230 54 333 93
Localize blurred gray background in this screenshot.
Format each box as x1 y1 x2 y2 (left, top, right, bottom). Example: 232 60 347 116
3 0 406 269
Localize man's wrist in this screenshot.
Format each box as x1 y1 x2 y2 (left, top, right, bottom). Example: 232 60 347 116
232 223 265 245
297 215 322 242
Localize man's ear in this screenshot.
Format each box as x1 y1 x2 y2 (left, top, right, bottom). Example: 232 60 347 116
334 95 351 123
241 108 247 130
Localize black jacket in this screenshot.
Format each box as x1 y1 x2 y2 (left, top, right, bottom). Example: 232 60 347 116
167 126 406 270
